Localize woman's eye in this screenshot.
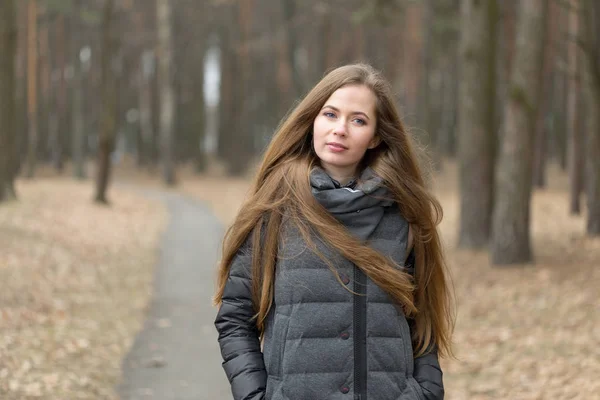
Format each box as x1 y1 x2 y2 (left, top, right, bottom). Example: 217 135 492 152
324 112 336 118
353 118 366 126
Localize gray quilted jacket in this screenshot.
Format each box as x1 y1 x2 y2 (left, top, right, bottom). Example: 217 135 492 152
215 168 444 400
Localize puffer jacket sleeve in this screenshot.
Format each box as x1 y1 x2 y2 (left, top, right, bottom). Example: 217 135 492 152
413 348 444 399
215 242 266 400
406 249 444 400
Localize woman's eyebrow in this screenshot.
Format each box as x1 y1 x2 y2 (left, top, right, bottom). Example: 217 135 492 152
321 105 371 120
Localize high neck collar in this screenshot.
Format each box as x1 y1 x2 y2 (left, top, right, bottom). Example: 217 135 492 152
310 167 394 240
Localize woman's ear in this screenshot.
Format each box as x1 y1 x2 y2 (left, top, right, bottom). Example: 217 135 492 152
368 136 382 149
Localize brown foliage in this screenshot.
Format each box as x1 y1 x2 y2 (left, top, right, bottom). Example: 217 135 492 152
0 178 167 399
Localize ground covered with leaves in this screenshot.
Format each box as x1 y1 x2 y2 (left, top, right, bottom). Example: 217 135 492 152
2 160 597 400
0 178 167 399
179 161 600 400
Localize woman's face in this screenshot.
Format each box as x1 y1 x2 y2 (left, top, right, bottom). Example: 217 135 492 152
313 85 379 182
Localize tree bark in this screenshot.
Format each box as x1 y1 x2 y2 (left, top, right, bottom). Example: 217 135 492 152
51 14 68 172
25 0 38 178
418 0 437 166
94 0 117 204
585 71 600 235
533 0 559 189
0 0 18 201
217 14 235 161
191 47 207 173
402 2 423 126
282 0 302 99
491 0 548 265
581 0 600 235
71 0 86 180
567 0 584 214
38 5 50 167
457 0 497 249
157 0 176 185
552 3 569 171
220 0 255 176
138 50 155 167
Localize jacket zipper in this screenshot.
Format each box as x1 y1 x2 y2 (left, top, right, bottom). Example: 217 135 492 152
353 265 367 399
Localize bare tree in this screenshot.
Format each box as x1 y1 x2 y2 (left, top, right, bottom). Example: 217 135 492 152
567 0 584 214
25 0 38 178
533 0 560 188
581 0 600 235
491 0 549 265
457 0 498 249
94 0 117 204
402 2 423 124
157 0 176 185
282 0 302 99
71 0 86 179
0 0 18 201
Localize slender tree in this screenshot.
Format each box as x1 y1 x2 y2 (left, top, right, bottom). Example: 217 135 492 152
567 0 584 214
533 0 559 189
457 0 498 249
138 50 155 167
94 0 117 204
52 13 68 172
0 0 18 201
157 0 176 185
71 0 86 179
282 0 302 99
25 0 38 178
491 0 549 265
581 0 600 235
402 2 423 124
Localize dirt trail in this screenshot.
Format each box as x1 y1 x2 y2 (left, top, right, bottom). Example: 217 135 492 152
117 189 230 400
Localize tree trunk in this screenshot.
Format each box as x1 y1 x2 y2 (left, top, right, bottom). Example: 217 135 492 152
71 0 86 180
533 0 559 189
217 15 235 161
282 0 302 99
491 0 548 265
149 50 160 168
418 0 438 167
457 0 497 249
94 0 117 204
0 0 18 201
582 0 600 235
25 0 38 178
585 72 600 235
402 2 423 126
218 0 254 176
440 48 459 158
552 2 569 172
229 0 255 176
138 50 155 167
567 0 584 214
157 0 176 185
51 14 68 172
192 50 207 173
38 5 50 167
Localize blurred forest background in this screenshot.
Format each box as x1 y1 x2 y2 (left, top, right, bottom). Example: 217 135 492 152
0 0 599 399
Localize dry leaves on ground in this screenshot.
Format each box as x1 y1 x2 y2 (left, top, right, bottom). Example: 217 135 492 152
0 178 167 400
177 161 600 400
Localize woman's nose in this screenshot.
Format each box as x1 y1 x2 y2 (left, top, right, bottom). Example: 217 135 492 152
333 120 348 136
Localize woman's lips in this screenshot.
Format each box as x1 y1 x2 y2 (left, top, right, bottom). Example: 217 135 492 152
326 142 348 152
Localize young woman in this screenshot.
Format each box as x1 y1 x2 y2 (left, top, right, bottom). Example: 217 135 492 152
214 64 454 400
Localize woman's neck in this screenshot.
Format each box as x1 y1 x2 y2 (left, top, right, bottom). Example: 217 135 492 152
321 164 357 186
333 175 356 186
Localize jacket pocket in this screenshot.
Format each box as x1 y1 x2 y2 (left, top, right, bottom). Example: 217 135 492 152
268 313 290 378
396 310 415 376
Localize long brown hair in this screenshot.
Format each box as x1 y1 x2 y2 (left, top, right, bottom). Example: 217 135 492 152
214 64 454 358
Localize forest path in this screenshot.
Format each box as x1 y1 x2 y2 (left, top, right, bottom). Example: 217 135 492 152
117 188 231 400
